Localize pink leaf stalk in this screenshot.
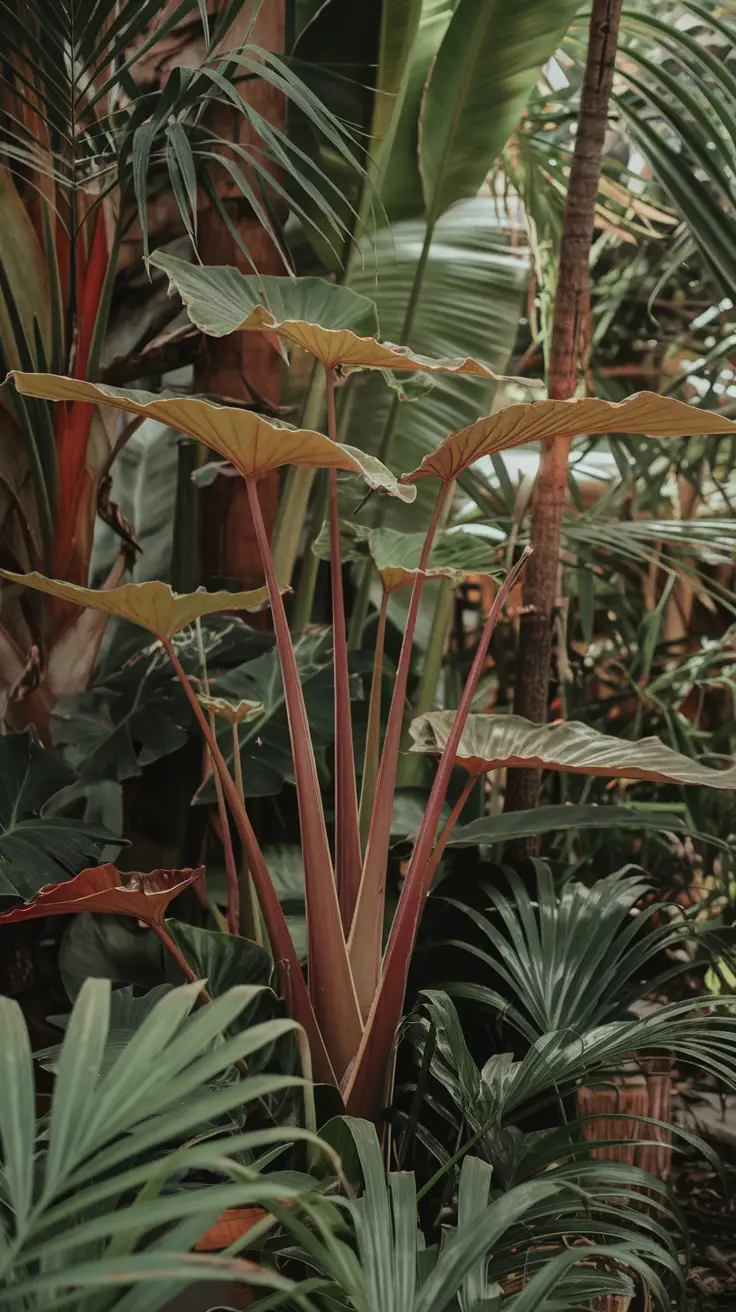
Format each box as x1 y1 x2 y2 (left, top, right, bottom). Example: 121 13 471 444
345 548 532 1117
349 483 449 1015
325 367 363 930
245 477 363 1082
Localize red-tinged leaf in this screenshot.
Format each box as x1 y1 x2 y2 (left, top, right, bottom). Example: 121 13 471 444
0 863 203 930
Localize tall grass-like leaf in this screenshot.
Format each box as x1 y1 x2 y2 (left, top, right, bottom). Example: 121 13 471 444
0 996 35 1234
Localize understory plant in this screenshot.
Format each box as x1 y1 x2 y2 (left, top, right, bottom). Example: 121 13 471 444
4 265 736 1123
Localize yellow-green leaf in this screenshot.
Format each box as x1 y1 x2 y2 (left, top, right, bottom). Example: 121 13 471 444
402 392 736 484
196 694 264 725
6 373 416 501
409 711 736 788
149 252 530 381
0 571 269 641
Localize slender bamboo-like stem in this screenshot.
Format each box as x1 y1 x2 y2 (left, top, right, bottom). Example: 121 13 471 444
358 588 389 855
506 0 624 832
348 483 448 1017
396 576 455 789
345 549 532 1119
348 219 437 647
162 636 336 1087
232 721 262 946
245 477 363 1081
325 367 363 928
289 471 328 635
271 364 327 590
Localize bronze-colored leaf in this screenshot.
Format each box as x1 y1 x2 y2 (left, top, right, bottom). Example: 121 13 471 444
6 373 416 501
196 694 264 725
0 570 269 641
402 393 736 484
0 863 203 928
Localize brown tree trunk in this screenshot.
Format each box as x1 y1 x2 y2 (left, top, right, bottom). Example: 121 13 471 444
196 0 285 593
505 0 624 833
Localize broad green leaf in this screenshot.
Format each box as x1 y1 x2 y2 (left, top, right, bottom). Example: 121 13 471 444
368 526 501 592
380 0 459 223
418 0 580 223
0 731 121 899
44 980 110 1196
312 523 500 591
446 803 723 848
0 568 269 641
363 0 424 224
402 392 736 484
152 250 379 339
409 711 736 788
0 995 35 1228
0 165 50 369
149 252 525 380
164 921 272 996
7 371 416 500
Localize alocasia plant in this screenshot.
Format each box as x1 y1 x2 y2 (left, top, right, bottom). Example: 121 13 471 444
5 269 736 1118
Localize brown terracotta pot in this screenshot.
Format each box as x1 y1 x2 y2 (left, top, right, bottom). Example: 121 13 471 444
194 1206 270 1252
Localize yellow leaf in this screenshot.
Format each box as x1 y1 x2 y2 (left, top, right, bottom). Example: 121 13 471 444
0 571 269 641
402 392 736 484
6 373 417 502
196 694 264 724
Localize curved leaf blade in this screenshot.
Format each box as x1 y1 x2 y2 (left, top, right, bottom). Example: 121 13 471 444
409 711 736 788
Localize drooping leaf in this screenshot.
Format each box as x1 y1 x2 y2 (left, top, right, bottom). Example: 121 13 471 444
148 253 529 380
418 0 581 224
0 863 203 928
0 731 123 899
7 372 416 501
0 568 269 641
369 527 501 592
445 803 724 848
402 393 736 485
409 712 736 787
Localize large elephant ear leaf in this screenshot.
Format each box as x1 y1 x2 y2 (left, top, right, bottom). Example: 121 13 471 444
409 711 736 789
0 569 269 640
418 0 582 225
402 393 736 484
148 253 530 382
0 863 203 927
7 372 416 501
0 732 123 900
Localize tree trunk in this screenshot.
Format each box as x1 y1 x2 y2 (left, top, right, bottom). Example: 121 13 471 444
505 0 624 831
195 0 285 594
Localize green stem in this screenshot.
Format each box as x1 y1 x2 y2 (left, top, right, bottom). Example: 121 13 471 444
396 578 455 789
86 216 122 382
195 618 239 935
348 218 436 646
271 364 327 589
290 470 329 634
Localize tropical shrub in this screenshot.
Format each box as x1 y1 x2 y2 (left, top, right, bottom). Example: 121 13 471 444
2 268 736 1125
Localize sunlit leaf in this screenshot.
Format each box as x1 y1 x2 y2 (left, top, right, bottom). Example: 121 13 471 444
0 569 269 641
312 523 501 592
195 694 264 725
149 252 530 380
409 711 736 787
402 393 736 484
7 372 416 501
0 863 203 928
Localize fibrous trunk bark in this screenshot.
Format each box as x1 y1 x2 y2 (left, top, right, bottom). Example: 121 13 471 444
505 0 624 833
